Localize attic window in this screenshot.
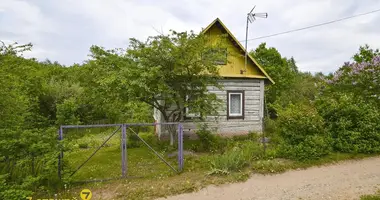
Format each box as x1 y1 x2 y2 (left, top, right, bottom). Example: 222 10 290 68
203 48 227 65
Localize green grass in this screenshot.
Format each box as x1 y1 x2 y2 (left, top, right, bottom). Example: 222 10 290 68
65 135 178 181
361 191 380 200
50 131 379 200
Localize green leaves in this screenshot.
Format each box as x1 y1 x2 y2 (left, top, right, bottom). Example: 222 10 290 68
250 43 299 116
123 30 223 122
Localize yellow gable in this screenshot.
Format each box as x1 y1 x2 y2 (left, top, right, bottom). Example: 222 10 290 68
202 18 274 84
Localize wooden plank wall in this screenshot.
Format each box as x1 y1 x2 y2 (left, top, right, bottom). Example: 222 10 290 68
158 78 265 137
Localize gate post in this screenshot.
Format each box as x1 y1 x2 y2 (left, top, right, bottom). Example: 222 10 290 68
177 124 183 172
121 124 127 177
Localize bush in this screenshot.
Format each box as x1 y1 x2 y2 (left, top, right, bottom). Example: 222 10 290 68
317 94 380 154
0 174 33 200
209 142 260 174
264 117 277 134
195 123 223 152
276 104 331 160
279 135 332 161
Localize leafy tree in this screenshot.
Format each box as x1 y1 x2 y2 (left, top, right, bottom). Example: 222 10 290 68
250 43 298 117
316 45 380 153
126 30 227 145
321 46 380 108
88 31 226 145
353 44 380 63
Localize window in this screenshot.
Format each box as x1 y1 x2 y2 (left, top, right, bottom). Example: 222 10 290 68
227 91 244 119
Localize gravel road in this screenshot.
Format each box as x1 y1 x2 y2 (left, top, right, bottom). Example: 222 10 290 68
157 156 380 200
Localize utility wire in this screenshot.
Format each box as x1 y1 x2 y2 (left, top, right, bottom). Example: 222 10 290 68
243 8 380 42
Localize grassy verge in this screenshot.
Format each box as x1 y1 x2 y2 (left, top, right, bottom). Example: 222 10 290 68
37 130 379 200
61 151 375 200
361 191 380 200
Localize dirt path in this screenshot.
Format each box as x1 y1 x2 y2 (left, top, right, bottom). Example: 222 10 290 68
157 157 380 200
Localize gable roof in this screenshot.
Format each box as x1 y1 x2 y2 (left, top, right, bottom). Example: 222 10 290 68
201 18 274 84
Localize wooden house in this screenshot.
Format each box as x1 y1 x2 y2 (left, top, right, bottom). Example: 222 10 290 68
154 18 274 137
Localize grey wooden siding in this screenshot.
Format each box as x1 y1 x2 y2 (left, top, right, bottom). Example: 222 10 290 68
156 78 265 136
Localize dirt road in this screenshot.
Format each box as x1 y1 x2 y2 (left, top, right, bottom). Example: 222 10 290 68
157 157 380 200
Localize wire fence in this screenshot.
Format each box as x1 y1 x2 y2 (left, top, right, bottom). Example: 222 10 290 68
58 123 183 182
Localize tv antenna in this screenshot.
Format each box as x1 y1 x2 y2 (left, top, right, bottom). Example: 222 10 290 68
242 6 268 74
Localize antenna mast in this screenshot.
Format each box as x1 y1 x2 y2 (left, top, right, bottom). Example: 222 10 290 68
243 6 268 74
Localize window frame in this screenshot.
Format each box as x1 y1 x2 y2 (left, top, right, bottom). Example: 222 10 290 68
227 90 245 120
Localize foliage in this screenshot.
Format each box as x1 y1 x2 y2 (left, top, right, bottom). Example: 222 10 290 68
209 141 260 174
276 104 331 160
250 43 299 116
353 44 380 63
317 94 380 153
317 45 380 153
86 30 226 145
322 55 380 108
0 174 32 200
194 123 223 152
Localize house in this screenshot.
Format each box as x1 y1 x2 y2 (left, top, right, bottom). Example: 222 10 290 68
154 18 274 137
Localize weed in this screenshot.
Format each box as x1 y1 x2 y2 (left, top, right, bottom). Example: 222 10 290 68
209 142 260 174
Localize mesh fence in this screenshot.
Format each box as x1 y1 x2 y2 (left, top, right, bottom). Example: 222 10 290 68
59 123 183 182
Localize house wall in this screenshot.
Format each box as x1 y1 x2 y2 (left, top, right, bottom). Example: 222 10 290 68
205 23 266 79
154 78 265 137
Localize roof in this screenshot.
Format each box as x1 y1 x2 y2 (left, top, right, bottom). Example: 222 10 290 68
201 18 275 84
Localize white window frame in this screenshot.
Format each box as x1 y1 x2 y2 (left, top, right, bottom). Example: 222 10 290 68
228 91 244 117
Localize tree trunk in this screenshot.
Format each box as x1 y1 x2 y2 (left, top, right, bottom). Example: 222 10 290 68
167 124 177 146
170 130 174 146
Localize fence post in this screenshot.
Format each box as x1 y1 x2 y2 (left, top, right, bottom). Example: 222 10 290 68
121 124 127 177
177 124 183 172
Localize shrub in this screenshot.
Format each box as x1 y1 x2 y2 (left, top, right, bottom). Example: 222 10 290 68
276 104 331 160
209 142 260 174
0 174 33 200
195 123 222 152
279 135 332 161
317 94 380 153
264 117 277 134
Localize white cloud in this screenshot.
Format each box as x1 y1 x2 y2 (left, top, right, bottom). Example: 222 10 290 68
1 0 380 72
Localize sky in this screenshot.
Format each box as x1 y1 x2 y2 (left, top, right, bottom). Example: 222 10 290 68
1 0 380 73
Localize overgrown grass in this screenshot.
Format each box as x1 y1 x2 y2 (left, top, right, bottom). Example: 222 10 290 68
35 130 379 200
361 191 380 200
64 130 178 181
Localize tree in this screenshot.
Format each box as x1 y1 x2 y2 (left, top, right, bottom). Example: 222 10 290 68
250 43 299 117
86 31 226 145
316 45 380 153
125 30 227 144
322 45 380 108
352 44 380 63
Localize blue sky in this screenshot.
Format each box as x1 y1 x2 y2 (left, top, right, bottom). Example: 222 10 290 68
1 0 380 73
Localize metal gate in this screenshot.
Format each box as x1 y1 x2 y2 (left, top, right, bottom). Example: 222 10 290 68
58 123 183 182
